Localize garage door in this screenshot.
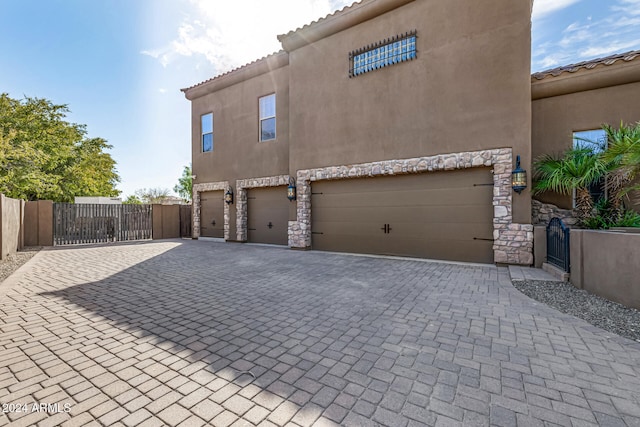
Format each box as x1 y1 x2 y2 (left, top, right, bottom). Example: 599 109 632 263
311 167 494 263
247 186 289 245
200 191 224 238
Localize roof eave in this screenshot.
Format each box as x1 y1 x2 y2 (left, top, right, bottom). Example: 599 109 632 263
277 0 416 52
181 51 289 100
531 57 640 100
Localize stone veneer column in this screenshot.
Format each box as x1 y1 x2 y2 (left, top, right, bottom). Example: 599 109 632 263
235 175 291 242
192 181 230 240
287 148 534 265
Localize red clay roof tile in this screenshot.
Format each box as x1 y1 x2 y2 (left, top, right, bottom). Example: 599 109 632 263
278 0 363 39
180 50 285 92
532 50 640 80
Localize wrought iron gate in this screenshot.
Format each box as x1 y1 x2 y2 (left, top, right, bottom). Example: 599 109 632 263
546 217 570 272
54 203 152 245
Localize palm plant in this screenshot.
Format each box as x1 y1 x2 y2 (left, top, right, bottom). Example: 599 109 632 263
533 146 608 225
601 121 640 214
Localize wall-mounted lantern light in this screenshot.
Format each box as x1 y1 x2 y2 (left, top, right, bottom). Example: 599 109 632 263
287 178 297 202
511 155 527 194
225 187 234 205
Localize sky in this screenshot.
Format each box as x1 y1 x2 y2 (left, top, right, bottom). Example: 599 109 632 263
1 0 639 199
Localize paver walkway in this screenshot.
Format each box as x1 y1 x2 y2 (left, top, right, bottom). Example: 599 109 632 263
1 240 639 427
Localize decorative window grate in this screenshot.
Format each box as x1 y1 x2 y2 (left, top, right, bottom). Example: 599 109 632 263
349 31 417 77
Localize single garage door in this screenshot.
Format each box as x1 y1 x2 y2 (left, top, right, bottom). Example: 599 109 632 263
247 186 289 245
311 167 494 263
200 191 224 238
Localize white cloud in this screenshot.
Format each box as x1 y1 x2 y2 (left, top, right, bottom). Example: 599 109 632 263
612 0 640 15
579 39 640 58
142 0 355 74
532 0 640 71
612 16 640 28
563 21 581 32
140 48 171 68
538 53 574 68
558 31 588 47
532 0 582 20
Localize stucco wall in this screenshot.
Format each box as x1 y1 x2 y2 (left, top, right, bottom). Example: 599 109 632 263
183 0 534 261
189 58 292 239
533 225 546 268
532 75 640 209
1 194 25 259
152 204 180 239
570 229 640 309
24 200 54 247
288 0 532 224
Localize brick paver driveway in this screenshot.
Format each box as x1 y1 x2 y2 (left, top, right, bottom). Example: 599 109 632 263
1 240 640 427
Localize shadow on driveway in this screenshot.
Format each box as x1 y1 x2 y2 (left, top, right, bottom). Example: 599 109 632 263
1 239 638 426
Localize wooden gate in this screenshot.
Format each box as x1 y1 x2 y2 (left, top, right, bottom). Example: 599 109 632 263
180 205 192 238
54 203 152 245
546 217 570 272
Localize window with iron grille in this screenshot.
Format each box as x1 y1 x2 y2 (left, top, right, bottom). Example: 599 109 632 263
349 31 417 77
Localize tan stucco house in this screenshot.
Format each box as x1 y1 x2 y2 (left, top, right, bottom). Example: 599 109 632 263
531 50 640 220
181 0 639 266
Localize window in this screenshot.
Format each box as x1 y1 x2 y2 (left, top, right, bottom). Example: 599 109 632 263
349 31 417 77
259 94 276 141
573 129 607 206
201 113 213 152
573 129 607 151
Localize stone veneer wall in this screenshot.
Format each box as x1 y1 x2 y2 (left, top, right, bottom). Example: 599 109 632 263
532 199 577 226
192 181 230 239
235 175 291 242
288 148 534 265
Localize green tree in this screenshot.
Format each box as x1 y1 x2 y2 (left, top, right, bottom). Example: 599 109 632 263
173 164 192 202
601 122 640 211
0 94 120 201
533 146 607 225
134 188 170 204
123 194 142 204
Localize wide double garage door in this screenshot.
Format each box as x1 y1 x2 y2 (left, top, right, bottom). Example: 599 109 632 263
311 167 494 264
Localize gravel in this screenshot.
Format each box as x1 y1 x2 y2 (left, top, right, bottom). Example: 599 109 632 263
513 279 640 343
0 247 41 285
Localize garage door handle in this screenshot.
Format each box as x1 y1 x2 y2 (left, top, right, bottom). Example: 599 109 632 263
211 220 216 226
267 222 273 229
381 224 391 234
